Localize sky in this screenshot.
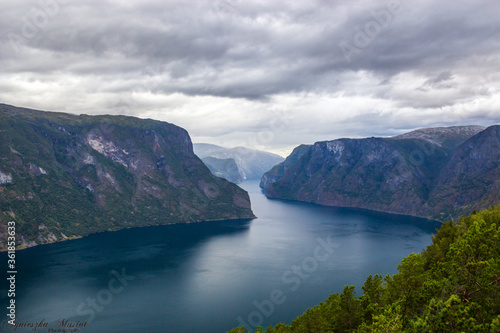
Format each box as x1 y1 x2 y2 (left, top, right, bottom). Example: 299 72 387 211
1 0 499 156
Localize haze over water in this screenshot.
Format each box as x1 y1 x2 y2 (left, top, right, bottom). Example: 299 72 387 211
1 180 441 332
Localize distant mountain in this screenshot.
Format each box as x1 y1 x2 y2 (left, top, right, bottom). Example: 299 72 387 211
193 143 284 181
261 125 497 221
200 156 242 183
0 104 255 250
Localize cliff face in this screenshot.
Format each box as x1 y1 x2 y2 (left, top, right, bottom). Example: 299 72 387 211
262 125 497 221
0 104 255 249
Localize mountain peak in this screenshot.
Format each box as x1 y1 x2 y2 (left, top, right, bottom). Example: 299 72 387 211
392 125 486 148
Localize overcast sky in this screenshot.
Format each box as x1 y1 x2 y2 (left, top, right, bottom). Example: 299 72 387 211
1 0 499 156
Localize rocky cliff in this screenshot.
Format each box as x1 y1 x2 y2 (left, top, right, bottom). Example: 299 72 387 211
262 125 497 221
0 104 255 249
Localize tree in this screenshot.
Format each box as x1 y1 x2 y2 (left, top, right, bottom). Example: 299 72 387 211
410 295 488 332
384 253 428 326
361 274 385 323
441 217 500 307
337 285 363 331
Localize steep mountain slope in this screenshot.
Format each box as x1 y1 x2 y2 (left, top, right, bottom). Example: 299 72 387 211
260 144 311 189
265 138 430 217
262 125 498 221
424 125 500 220
193 143 284 180
0 104 255 249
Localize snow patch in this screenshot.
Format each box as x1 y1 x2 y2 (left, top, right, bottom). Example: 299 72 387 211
28 163 48 176
326 141 344 155
114 157 127 168
130 160 138 170
86 134 127 168
104 172 120 191
0 171 13 185
10 146 21 155
326 141 345 163
87 134 119 155
83 154 96 165
57 126 69 134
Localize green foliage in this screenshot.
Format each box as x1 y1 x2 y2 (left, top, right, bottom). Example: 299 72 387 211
360 274 385 323
409 295 488 332
228 205 500 333
361 302 403 332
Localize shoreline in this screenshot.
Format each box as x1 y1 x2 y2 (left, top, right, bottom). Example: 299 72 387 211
263 195 443 224
0 214 257 252
256 182 444 223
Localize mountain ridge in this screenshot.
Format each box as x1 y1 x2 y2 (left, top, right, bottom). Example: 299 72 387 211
194 143 284 180
261 125 499 221
0 103 255 250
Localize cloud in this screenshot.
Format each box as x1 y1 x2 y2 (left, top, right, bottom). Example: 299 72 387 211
421 71 454 90
0 0 499 155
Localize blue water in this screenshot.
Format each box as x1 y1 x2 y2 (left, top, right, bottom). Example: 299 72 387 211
1 180 440 332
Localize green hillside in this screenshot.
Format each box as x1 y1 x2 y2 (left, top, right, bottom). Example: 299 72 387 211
0 104 255 249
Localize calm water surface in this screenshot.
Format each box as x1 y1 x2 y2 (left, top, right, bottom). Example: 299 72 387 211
1 180 441 332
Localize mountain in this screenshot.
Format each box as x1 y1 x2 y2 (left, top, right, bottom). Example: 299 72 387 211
193 143 284 180
261 125 496 221
423 125 500 220
392 125 486 150
0 104 255 250
200 156 242 183
259 144 311 189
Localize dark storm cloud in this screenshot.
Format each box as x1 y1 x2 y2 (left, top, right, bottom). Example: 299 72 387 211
1 0 499 155
2 0 499 98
